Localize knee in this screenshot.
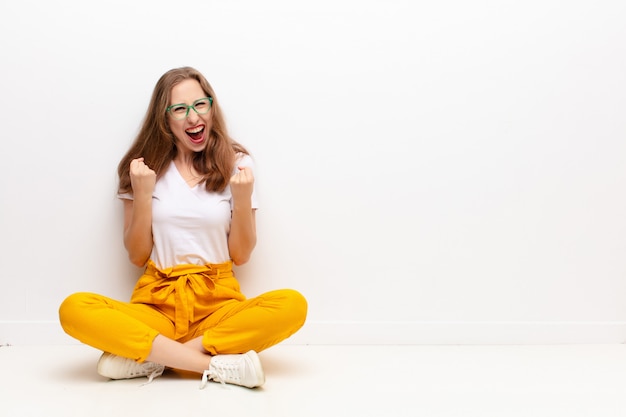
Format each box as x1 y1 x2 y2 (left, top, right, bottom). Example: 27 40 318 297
282 289 308 327
58 292 95 331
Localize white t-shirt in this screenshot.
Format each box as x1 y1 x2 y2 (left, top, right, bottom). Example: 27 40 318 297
119 154 258 269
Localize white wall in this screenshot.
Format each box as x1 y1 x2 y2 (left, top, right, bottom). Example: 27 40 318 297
1 0 625 345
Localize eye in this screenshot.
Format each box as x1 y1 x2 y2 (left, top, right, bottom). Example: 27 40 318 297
170 105 187 114
194 99 209 109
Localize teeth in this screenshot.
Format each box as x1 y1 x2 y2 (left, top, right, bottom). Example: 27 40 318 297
186 126 204 134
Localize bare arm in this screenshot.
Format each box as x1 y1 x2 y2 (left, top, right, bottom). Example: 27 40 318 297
123 158 155 267
228 166 257 265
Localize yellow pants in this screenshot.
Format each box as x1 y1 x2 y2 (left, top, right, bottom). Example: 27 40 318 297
59 261 307 362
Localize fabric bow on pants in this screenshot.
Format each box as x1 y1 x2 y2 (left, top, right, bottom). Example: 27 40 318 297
133 262 237 340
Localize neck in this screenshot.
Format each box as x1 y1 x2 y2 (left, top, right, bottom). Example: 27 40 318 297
174 151 202 185
175 149 196 167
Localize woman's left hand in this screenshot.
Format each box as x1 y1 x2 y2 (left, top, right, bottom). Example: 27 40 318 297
228 166 256 264
230 166 254 207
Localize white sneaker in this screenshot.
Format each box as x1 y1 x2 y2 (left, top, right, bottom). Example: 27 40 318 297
97 352 165 384
200 350 265 389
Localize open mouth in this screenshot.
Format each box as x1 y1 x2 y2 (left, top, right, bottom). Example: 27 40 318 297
185 125 205 144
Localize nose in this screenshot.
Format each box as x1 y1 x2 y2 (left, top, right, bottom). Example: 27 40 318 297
186 109 200 123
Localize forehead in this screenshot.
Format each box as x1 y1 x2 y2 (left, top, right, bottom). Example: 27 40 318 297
170 79 205 104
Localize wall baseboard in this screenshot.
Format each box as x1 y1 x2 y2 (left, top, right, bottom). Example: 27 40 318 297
3 320 626 346
287 320 626 345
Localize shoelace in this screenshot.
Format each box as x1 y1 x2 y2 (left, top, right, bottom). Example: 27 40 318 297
139 367 165 387
200 369 230 390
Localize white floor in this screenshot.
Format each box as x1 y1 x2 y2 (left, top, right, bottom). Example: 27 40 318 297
2 343 626 417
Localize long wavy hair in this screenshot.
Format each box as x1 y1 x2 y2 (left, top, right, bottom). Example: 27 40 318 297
117 67 248 194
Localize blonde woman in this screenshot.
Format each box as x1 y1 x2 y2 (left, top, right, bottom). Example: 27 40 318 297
59 67 307 389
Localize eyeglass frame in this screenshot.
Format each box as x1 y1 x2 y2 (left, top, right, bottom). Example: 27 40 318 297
166 97 213 120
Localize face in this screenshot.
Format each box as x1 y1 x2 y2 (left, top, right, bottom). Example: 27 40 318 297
167 78 213 157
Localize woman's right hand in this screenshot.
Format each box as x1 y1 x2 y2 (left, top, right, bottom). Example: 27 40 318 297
124 157 156 267
130 157 156 199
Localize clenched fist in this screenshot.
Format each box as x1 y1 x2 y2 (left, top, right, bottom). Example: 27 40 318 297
130 157 156 199
230 166 254 207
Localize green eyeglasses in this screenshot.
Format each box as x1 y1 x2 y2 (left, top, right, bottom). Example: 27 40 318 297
166 97 213 120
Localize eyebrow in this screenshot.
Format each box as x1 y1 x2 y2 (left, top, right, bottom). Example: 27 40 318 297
170 97 209 105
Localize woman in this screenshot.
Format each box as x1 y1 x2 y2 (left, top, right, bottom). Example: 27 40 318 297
59 67 307 389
